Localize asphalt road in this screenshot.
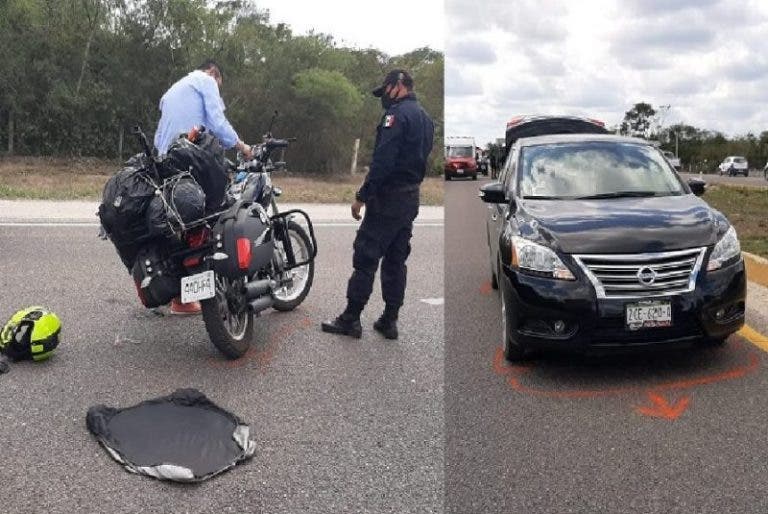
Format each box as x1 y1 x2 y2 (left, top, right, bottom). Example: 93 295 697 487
0 222 443 513
681 171 767 188
445 177 768 513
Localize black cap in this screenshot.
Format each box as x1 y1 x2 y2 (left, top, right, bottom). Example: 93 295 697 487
372 69 414 97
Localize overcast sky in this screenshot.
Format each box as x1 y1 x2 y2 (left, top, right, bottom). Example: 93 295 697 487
255 0 444 56
446 0 768 145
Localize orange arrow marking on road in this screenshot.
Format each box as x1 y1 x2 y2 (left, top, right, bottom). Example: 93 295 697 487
635 392 690 420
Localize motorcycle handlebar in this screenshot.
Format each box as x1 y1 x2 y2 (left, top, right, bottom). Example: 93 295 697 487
265 138 290 149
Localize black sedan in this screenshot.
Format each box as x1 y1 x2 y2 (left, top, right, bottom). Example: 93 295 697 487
480 134 746 361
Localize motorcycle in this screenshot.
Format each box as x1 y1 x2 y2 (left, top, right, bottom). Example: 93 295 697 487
102 118 317 359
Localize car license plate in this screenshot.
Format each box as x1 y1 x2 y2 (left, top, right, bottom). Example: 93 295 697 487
625 301 672 330
457 168 464 174
181 270 215 304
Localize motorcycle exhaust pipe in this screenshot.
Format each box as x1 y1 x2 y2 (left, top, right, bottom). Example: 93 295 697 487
248 295 274 314
244 279 275 300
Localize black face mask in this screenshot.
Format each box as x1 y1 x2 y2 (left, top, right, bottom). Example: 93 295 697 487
380 93 395 110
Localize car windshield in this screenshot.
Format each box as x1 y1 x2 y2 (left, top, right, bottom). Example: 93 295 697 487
734 157 746 163
447 146 473 158
518 141 685 199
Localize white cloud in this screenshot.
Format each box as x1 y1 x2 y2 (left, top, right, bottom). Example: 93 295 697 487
255 0 444 55
447 0 768 145
448 39 497 65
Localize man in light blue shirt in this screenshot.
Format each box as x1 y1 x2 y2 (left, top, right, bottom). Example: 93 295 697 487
154 59 253 159
154 60 253 315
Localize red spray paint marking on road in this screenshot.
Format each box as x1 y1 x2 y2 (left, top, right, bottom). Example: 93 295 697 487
479 280 493 295
490 339 761 419
635 392 691 420
208 315 312 370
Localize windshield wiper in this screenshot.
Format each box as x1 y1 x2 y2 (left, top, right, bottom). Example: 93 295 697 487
575 191 661 200
522 195 566 200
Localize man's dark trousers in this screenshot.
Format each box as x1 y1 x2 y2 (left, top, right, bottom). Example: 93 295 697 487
346 185 420 310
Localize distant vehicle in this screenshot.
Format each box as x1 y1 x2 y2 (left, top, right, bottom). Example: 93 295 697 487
718 156 749 177
662 150 681 171
475 147 489 176
763 161 768 181
477 158 489 175
445 136 477 181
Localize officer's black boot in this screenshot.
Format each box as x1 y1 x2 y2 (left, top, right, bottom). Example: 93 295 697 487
321 302 363 339
373 304 399 340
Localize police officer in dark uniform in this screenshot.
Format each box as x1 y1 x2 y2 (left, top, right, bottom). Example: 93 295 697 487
321 69 435 340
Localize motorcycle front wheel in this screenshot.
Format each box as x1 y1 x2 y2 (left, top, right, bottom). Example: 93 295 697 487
201 275 253 359
272 220 315 312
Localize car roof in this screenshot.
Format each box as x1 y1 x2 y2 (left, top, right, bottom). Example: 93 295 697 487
514 133 654 148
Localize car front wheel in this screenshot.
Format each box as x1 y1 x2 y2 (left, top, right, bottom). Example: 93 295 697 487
500 284 525 361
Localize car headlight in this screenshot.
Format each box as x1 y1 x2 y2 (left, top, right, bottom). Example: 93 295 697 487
707 225 741 271
510 236 575 280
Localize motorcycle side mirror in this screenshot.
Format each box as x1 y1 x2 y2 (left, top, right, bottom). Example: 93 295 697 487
688 178 706 196
265 110 279 138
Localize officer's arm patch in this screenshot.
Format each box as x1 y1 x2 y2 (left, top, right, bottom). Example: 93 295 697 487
383 114 395 128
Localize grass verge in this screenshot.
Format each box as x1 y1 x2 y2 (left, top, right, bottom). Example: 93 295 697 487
703 185 768 258
0 156 444 205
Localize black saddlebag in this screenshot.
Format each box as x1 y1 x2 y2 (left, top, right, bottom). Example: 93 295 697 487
211 203 274 279
131 245 181 308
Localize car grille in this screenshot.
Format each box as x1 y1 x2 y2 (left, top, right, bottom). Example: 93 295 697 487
572 248 707 299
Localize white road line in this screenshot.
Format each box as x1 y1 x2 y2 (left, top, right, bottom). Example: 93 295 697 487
420 297 445 305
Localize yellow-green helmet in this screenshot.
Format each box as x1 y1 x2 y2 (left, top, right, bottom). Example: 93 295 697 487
0 306 61 361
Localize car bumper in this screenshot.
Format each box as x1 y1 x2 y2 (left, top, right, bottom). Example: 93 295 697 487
445 168 477 178
501 259 746 354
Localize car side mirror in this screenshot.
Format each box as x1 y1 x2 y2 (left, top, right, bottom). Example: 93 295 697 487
688 178 706 196
479 181 506 203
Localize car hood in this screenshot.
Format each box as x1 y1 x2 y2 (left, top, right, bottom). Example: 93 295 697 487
517 195 727 254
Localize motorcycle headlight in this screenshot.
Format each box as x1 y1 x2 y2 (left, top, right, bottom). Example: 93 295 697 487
707 225 741 271
510 236 575 280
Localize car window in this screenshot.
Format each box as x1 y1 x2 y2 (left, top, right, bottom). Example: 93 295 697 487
503 149 517 196
497 151 512 186
518 142 684 199
447 146 473 158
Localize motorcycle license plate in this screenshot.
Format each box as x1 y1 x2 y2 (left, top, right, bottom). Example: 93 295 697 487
625 301 672 331
181 271 215 304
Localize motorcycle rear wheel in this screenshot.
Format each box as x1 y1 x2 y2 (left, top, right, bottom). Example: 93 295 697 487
272 221 315 311
201 275 253 359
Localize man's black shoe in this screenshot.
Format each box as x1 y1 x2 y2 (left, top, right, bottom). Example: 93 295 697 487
321 316 362 339
373 316 398 340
